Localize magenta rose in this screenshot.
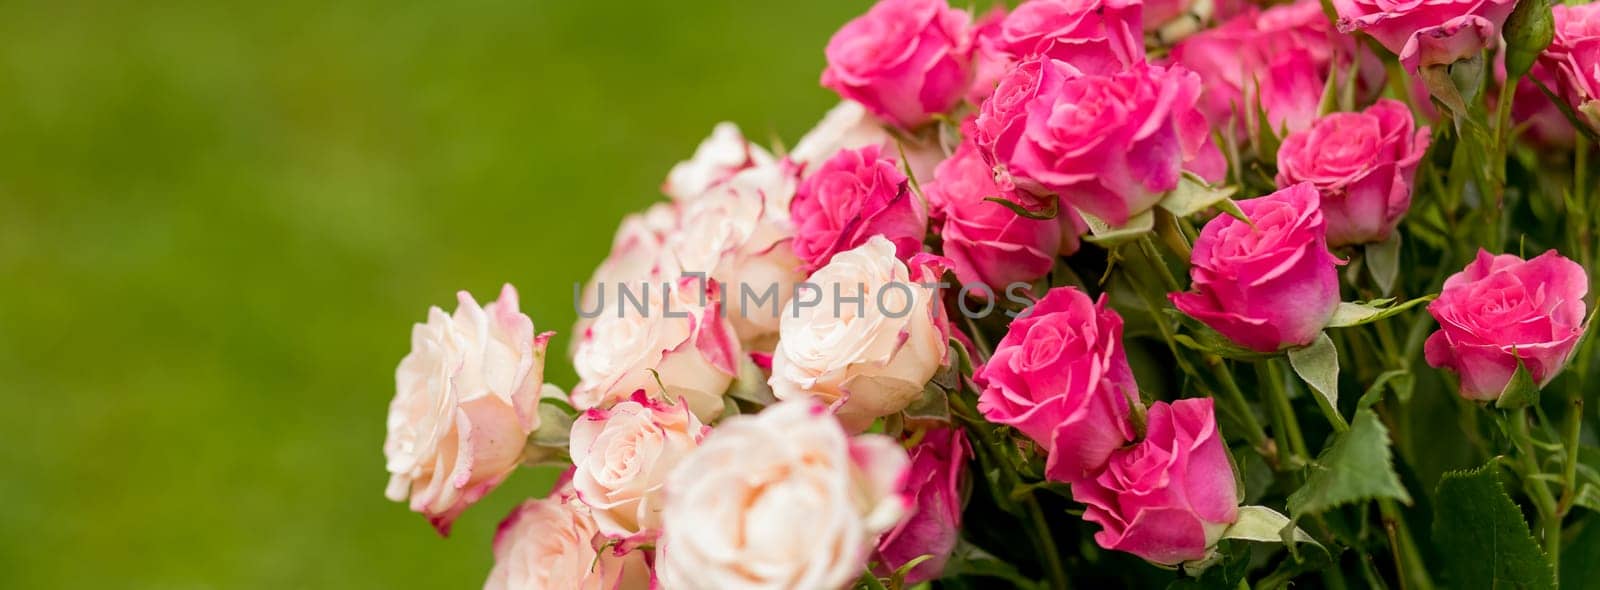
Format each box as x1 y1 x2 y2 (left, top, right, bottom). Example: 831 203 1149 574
1538 4 1600 134
1170 183 1343 352
789 144 929 272
975 58 1224 226
1170 0 1386 143
993 0 1145 74
873 427 972 584
976 286 1140 483
1333 0 1514 72
1425 250 1591 401
928 132 1063 291
821 0 974 130
966 5 1011 105
1276 99 1431 246
1072 398 1240 566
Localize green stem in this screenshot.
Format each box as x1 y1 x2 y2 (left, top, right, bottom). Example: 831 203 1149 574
1206 354 1276 465
1261 361 1310 468
1507 408 1561 565
1023 495 1070 590
950 392 1068 590
1379 498 1436 590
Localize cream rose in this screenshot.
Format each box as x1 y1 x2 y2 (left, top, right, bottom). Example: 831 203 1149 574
485 487 651 590
384 284 551 534
663 122 774 202
571 277 740 421
769 236 947 432
573 202 679 342
656 399 910 590
569 392 708 541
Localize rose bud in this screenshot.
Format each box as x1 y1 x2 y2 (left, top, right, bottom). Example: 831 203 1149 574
992 0 1146 74
571 276 741 421
1170 0 1386 144
568 392 708 543
662 122 775 203
1169 183 1343 353
789 145 929 273
927 130 1063 292
874 427 972 585
769 236 948 432
974 59 1224 227
976 286 1141 484
1333 0 1514 72
656 400 910 590
1425 250 1591 401
486 486 651 590
384 284 551 535
1072 398 1240 566
821 0 975 130
1276 99 1431 247
1538 3 1600 135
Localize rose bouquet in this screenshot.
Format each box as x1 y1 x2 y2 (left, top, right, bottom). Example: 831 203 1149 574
380 0 1600 587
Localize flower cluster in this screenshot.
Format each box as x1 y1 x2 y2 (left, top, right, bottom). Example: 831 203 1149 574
379 0 1600 587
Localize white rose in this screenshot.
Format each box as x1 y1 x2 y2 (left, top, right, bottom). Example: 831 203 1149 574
384 284 550 534
769 236 947 432
574 202 680 342
569 393 707 541
661 163 803 350
789 101 943 183
485 489 651 590
663 122 775 202
572 277 740 421
656 400 910 590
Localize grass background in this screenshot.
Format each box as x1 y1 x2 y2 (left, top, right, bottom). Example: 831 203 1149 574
0 0 868 585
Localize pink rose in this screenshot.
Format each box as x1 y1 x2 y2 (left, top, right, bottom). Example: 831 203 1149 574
1170 0 1386 143
384 284 551 535
874 428 972 584
966 6 1012 105
1170 183 1343 352
976 286 1140 483
1276 99 1431 246
1072 398 1240 566
993 0 1146 74
821 0 974 129
1333 0 1514 71
1425 250 1591 401
975 58 1224 226
568 392 708 543
1509 65 1576 148
486 487 651 590
1538 4 1600 134
789 145 929 272
928 132 1063 291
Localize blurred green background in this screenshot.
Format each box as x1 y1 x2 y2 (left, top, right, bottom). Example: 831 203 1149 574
0 0 865 586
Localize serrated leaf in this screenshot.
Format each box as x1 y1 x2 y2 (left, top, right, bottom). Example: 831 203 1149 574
1223 506 1321 549
1365 234 1402 295
1080 209 1156 246
1287 332 1340 413
1288 409 1412 519
1495 357 1542 410
1432 461 1556 589
1325 295 1434 328
1158 173 1239 217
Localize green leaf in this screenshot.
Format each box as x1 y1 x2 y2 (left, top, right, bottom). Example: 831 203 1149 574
1080 209 1155 246
1157 172 1239 217
1365 233 1402 295
1288 409 1412 519
1287 332 1340 414
984 195 1058 220
1432 461 1556 589
1503 0 1555 79
1325 295 1436 328
1495 357 1542 410
904 381 952 423
1532 77 1600 143
1561 513 1600 587
1223 505 1321 548
1573 483 1600 513
524 394 578 464
889 555 935 590
727 352 777 406
1168 312 1279 361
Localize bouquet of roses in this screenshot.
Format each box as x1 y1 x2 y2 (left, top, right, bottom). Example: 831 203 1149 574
378 0 1600 587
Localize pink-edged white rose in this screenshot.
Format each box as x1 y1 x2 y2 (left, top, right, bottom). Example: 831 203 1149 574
789 145 930 273
1333 0 1514 72
663 122 775 203
770 236 949 432
1425 250 1591 401
656 399 911 590
1276 99 1431 246
486 485 651 590
821 0 975 130
572 277 740 421
385 284 552 534
873 427 971 584
574 202 679 341
1073 398 1240 566
569 392 708 542
975 58 1224 226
